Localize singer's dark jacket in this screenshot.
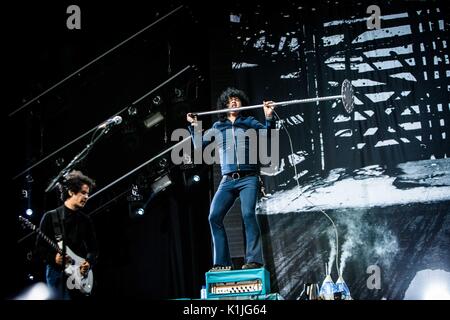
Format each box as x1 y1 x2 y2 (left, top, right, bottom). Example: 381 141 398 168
188 115 275 175
36 205 98 269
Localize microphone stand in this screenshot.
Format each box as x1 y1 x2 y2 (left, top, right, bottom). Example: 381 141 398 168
16 126 115 249
45 126 112 193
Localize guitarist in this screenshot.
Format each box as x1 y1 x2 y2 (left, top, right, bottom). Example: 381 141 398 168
36 170 98 299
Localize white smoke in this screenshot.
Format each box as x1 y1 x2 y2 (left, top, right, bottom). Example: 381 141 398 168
338 213 365 275
327 228 337 275
337 211 399 275
339 238 356 275
373 223 399 264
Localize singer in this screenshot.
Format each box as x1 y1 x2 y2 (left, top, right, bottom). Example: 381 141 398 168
36 170 98 299
187 87 275 271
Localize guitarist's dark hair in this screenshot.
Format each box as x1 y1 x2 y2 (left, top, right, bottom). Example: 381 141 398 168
58 170 96 201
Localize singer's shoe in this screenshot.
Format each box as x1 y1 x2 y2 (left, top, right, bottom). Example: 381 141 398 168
242 262 263 270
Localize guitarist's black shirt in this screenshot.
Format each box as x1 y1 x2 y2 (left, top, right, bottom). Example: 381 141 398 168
36 205 98 269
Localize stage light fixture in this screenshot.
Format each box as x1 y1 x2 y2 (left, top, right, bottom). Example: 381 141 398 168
127 184 144 202
152 95 163 106
128 184 145 219
150 174 172 194
143 112 164 129
172 87 186 103
128 106 137 116
158 157 168 169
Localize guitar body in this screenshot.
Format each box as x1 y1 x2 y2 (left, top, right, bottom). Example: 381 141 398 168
59 242 94 295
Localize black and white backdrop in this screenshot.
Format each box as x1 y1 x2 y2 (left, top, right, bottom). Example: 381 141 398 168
229 0 450 300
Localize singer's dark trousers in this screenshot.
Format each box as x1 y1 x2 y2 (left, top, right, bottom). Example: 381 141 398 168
208 175 263 267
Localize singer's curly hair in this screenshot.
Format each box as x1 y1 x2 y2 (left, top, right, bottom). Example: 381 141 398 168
58 170 96 201
216 87 249 121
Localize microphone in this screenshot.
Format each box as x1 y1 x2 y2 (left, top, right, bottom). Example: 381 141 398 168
98 116 122 129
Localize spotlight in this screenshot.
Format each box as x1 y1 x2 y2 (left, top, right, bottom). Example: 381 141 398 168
424 284 450 300
143 112 164 129
158 157 168 169
174 88 183 98
182 170 203 190
152 95 163 106
55 158 65 167
128 106 137 116
128 202 145 219
131 174 172 213
14 282 54 300
183 153 193 165
25 209 33 216
172 88 186 103
127 184 145 219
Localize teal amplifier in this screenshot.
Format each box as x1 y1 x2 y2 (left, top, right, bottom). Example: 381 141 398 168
205 268 270 298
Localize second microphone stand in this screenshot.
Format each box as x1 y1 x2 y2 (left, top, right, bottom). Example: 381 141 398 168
45 126 112 193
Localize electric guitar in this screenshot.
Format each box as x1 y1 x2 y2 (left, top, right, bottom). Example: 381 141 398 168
19 216 94 295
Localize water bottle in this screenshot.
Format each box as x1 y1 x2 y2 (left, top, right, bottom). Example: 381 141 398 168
200 285 207 299
336 275 352 300
319 274 338 300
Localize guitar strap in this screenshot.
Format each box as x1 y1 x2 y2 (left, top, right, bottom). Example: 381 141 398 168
51 206 66 242
51 206 69 295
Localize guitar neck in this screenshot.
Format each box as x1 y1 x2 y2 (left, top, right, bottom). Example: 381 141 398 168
36 228 63 255
19 217 63 255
